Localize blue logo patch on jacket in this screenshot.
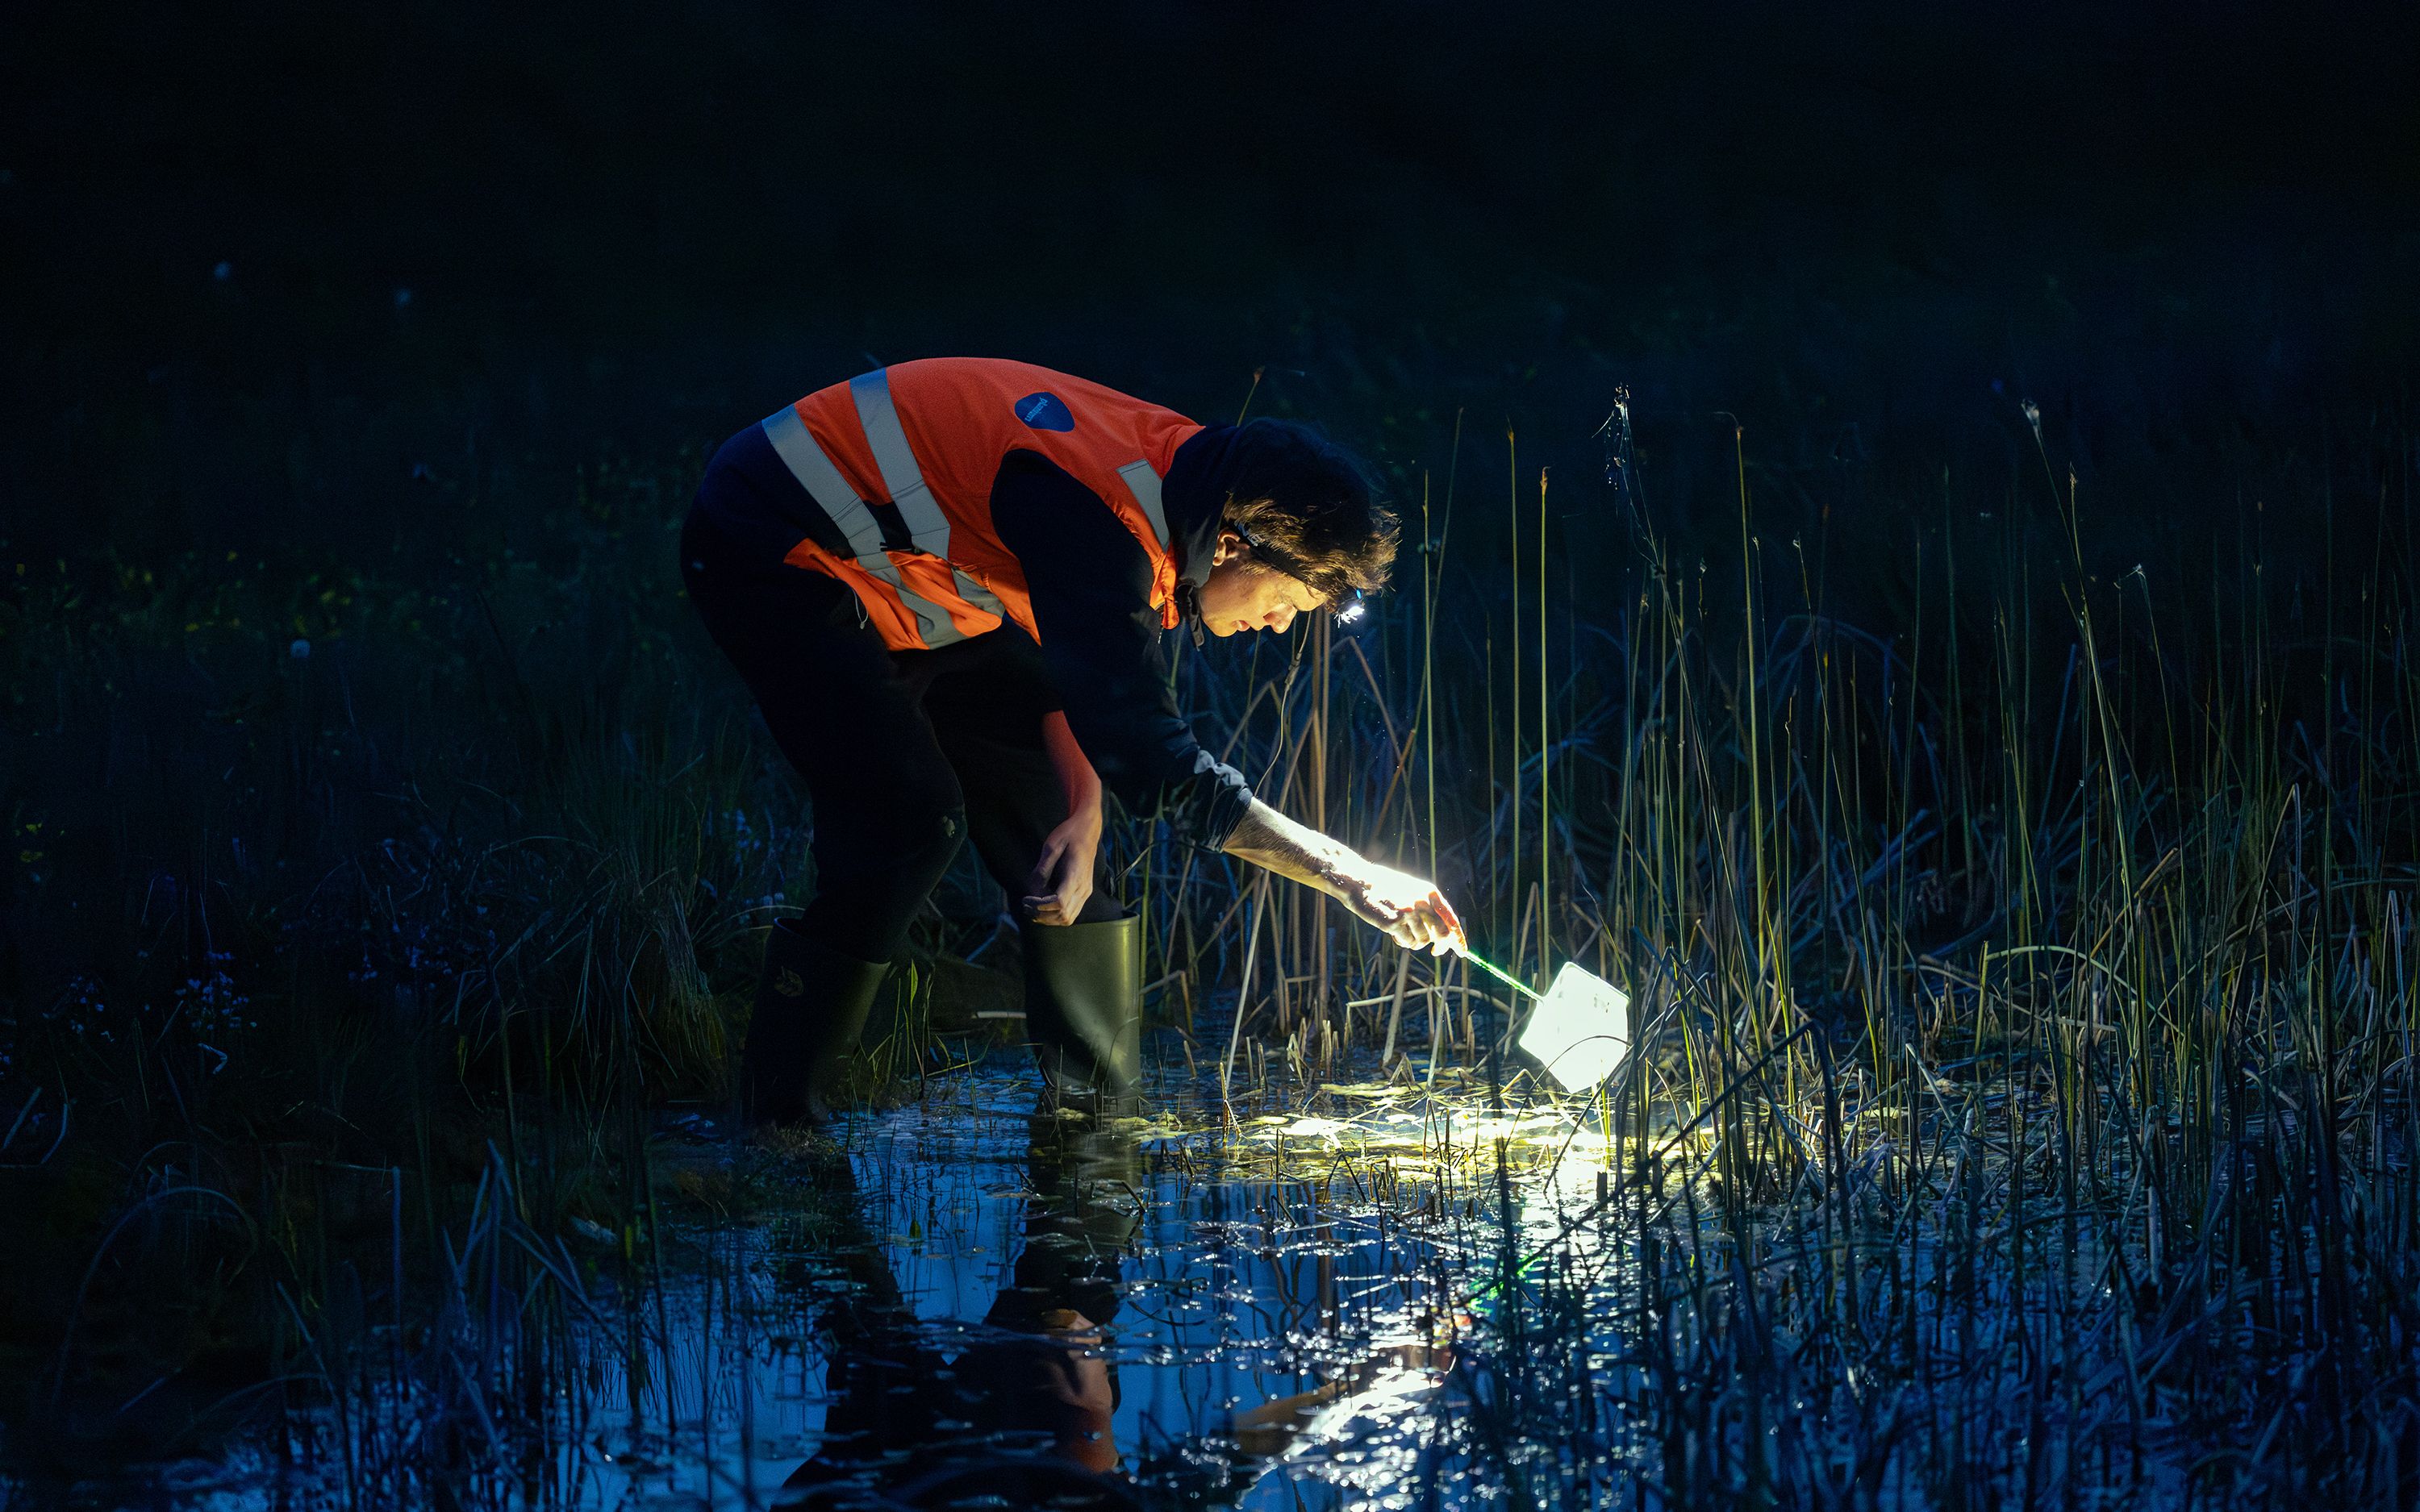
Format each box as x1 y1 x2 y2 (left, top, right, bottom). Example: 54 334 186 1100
1013 392 1074 431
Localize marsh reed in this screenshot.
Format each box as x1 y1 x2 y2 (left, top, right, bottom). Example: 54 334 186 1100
1137 398 2420 1506
6 394 2418 1506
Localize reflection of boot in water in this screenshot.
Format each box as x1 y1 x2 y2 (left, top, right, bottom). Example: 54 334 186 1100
985 1115 1142 1333
766 1143 941 1497
950 1115 1142 1485
778 1119 1144 1511
1020 913 1142 1118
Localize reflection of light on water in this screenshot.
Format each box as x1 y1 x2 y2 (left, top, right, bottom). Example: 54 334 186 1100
118 1061 1661 1510
1229 1088 1682 1175
1250 1108 1568 1148
1273 1365 1437 1504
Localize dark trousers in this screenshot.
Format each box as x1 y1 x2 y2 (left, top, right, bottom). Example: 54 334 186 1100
681 494 1116 964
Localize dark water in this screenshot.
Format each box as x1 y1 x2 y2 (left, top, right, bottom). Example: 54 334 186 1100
36 1059 1613 1510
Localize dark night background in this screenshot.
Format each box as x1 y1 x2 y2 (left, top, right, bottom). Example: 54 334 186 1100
9 1 2417 604
6 2 2420 1497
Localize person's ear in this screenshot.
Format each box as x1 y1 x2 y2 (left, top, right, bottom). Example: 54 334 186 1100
1212 528 1245 566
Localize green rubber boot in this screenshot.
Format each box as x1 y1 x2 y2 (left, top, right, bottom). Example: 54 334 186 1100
740 923 891 1129
1019 912 1142 1114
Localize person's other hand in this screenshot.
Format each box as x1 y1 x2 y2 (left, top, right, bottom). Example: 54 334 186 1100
1331 862 1466 955
1015 1309 1120 1473
1022 807 1101 927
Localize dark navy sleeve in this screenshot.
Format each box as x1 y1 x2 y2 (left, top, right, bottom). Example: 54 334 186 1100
988 452 1254 849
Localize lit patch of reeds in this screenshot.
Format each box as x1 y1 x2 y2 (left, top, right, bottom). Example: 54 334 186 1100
1123 395 2420 1506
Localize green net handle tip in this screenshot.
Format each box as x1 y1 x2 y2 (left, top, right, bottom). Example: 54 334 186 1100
1459 948 1542 1002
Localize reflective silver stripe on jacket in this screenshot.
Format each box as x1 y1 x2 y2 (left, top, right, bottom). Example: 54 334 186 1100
759 403 967 647
1114 459 1170 549
849 369 1010 624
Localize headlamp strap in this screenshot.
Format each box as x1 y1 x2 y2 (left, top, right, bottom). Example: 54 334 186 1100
1233 526 1335 610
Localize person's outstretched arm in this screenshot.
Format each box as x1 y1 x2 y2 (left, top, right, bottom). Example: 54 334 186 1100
1220 798 1464 955
993 455 1462 954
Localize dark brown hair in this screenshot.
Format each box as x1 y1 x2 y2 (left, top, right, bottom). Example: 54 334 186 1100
1218 419 1399 607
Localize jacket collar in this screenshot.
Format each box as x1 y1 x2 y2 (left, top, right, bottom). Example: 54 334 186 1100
1163 423 1238 598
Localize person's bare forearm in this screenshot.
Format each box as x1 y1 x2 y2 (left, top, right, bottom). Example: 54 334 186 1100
1040 711 1103 824
1220 798 1358 898
1223 798 1467 952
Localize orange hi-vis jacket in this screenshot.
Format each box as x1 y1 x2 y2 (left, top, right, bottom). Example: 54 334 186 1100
761 359 1205 652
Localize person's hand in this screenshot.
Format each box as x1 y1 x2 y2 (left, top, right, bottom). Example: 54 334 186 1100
1022 805 1102 927
1329 861 1466 955
961 1309 1119 1474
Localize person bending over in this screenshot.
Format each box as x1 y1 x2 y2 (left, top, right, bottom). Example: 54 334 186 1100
682 357 1464 1126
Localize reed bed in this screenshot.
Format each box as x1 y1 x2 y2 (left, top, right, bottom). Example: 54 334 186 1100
1150 403 2420 1506
3 400 2416 1507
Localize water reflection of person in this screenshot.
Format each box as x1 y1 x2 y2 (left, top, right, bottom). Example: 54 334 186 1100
777 1115 1143 1511
777 1114 1461 1510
